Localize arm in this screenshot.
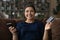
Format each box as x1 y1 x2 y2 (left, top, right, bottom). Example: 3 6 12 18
9 26 18 40
43 30 49 40
43 22 52 40
12 33 18 40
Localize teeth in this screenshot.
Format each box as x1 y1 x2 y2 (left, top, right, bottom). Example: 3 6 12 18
28 16 32 17
28 15 32 17
28 15 32 16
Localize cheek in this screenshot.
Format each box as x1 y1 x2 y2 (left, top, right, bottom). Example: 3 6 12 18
31 12 35 16
24 13 28 17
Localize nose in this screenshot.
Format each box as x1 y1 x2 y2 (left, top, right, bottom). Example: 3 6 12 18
28 11 31 15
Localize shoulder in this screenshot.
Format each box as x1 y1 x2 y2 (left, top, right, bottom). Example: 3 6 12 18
35 19 45 27
16 21 25 26
16 21 25 30
35 19 44 24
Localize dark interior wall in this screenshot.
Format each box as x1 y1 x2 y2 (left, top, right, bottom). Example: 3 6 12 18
0 18 60 40
51 18 60 40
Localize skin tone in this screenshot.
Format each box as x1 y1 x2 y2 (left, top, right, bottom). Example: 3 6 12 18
9 7 52 40
9 26 18 40
24 7 35 23
43 22 52 40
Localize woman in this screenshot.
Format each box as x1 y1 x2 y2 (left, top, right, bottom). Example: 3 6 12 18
9 4 52 40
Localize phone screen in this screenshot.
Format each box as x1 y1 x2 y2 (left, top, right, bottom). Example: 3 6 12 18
6 23 16 28
46 16 55 23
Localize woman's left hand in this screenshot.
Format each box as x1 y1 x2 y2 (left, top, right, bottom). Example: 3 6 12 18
45 22 52 31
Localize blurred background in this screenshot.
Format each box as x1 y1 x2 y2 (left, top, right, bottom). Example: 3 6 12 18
0 0 60 40
0 0 60 19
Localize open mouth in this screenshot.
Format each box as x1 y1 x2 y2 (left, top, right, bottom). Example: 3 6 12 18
28 15 33 17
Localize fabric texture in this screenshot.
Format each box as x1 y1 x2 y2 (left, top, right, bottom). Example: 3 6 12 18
16 20 44 40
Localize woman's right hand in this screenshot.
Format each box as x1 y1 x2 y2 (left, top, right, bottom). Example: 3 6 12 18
9 26 17 35
45 22 52 31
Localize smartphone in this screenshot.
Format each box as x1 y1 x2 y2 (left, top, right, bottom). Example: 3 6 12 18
46 16 55 23
6 22 16 28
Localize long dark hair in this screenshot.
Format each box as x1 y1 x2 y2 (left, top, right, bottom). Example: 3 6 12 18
24 3 36 13
23 3 36 20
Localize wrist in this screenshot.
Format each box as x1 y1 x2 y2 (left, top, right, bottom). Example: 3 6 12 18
12 33 17 36
45 29 51 31
45 27 51 31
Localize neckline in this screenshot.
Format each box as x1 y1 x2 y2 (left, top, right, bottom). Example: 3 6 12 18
24 20 36 24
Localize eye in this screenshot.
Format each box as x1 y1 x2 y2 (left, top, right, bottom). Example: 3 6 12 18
31 10 34 12
26 10 29 12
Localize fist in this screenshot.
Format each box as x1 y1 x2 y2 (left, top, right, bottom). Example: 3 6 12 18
9 26 17 35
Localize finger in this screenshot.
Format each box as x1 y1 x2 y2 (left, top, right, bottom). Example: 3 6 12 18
49 22 52 25
47 22 52 24
12 27 14 29
9 26 13 29
10 27 15 31
13 28 17 32
11 28 17 33
9 26 15 31
46 23 49 25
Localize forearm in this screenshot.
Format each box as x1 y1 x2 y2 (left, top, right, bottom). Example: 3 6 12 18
12 34 18 40
43 30 49 40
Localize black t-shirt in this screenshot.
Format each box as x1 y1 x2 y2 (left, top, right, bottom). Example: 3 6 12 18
16 20 44 40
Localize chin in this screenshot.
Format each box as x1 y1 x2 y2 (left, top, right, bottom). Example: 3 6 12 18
27 17 33 20
27 18 32 20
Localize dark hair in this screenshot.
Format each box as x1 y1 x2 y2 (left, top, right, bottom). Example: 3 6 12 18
24 3 36 13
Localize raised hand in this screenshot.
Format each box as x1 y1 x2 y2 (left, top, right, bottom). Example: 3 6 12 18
45 22 52 31
9 26 17 35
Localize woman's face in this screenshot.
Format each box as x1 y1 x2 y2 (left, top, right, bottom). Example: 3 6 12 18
24 7 35 20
